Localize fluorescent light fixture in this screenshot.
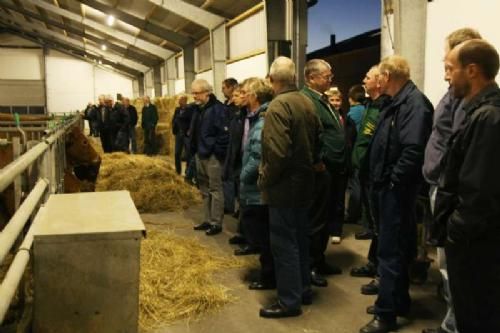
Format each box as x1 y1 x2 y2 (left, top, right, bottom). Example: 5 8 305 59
101 44 107 51
107 15 115 26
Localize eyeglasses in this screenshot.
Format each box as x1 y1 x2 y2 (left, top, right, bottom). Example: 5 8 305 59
192 90 208 95
316 73 334 81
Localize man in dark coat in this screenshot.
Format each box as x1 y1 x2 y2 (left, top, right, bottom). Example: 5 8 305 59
141 96 158 156
360 55 433 333
123 97 138 154
422 28 481 333
435 39 500 333
258 56 321 319
99 95 115 153
191 79 230 236
172 95 193 174
301 59 344 289
111 100 130 152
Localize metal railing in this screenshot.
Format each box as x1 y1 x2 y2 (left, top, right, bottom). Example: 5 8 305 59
0 114 81 324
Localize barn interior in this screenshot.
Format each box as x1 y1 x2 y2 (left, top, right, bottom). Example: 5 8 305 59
1 1 500 333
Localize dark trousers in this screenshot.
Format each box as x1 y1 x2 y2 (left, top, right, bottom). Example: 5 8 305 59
223 179 235 213
269 206 310 310
174 133 186 174
100 127 113 153
309 170 331 268
241 204 274 283
446 238 500 332
346 170 361 223
372 184 418 321
367 235 378 266
143 127 156 155
329 172 347 236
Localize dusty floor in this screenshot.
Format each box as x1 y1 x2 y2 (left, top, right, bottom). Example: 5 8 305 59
141 207 444 333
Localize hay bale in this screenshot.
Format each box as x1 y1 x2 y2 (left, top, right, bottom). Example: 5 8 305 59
95 153 201 213
139 230 245 330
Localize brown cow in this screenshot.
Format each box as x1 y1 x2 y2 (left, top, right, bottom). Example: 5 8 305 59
65 126 101 192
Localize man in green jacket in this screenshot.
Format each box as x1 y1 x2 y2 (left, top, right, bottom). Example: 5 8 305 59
258 56 321 319
301 59 344 288
141 96 158 155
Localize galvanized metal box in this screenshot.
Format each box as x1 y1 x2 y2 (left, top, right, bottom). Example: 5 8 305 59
33 191 145 333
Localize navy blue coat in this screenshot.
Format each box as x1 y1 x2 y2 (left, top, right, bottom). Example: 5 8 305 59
368 81 433 187
192 94 230 161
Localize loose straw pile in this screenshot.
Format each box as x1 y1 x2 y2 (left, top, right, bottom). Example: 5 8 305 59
95 153 201 213
139 230 245 330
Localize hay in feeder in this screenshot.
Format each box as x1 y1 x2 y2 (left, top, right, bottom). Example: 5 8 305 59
139 230 245 330
95 153 201 213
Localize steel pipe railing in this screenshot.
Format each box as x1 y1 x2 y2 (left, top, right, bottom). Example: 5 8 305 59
0 179 48 264
0 206 46 323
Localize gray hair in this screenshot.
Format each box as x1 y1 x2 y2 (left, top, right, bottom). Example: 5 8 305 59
304 59 331 78
191 79 213 93
269 56 296 84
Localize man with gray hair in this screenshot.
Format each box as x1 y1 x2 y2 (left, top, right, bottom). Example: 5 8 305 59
301 59 344 288
360 55 433 333
191 79 229 236
258 56 321 318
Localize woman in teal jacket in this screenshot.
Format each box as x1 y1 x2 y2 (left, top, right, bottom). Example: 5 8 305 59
239 77 275 290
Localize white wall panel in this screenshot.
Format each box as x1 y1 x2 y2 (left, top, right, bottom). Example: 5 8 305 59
226 53 268 82
46 50 94 113
0 48 43 80
94 67 133 100
195 70 214 88
228 10 266 59
424 0 500 106
175 79 186 94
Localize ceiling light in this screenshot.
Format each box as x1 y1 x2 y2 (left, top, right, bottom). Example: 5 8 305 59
101 44 107 51
107 15 115 26
98 60 103 65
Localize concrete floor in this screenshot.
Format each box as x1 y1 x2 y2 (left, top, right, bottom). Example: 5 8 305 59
142 207 445 333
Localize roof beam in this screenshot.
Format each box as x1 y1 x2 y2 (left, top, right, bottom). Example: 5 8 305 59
0 25 139 78
148 0 225 30
76 0 191 47
0 13 150 72
27 0 174 58
0 2 161 67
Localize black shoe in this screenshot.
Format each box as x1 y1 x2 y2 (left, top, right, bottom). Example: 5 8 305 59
234 245 259 256
249 280 276 290
193 222 211 231
360 316 397 333
351 262 377 278
310 269 328 287
317 262 342 275
355 230 374 240
228 235 247 245
205 225 222 236
361 279 379 295
422 328 447 333
366 305 409 317
259 302 302 318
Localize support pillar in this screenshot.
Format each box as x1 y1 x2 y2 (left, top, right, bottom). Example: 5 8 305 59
183 43 195 93
138 75 145 96
166 56 176 96
153 64 163 97
210 24 226 101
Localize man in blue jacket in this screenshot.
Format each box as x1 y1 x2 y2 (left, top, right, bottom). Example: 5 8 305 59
360 56 433 333
191 79 230 236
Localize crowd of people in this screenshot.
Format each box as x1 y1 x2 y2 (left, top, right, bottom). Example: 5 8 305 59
83 95 158 155
171 27 500 333
88 26 500 333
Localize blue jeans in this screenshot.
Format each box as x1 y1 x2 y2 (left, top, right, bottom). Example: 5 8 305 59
269 207 310 310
